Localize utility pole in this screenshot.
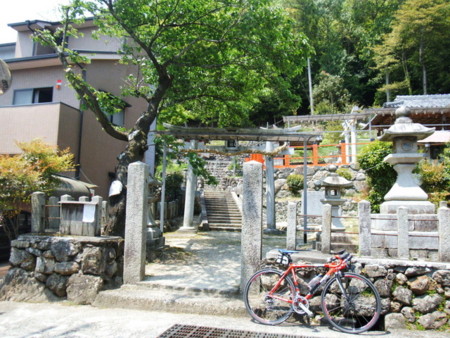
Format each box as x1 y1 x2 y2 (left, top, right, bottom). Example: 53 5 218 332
307 57 314 115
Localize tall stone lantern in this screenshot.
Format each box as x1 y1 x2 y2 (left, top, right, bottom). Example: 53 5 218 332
379 106 435 214
320 165 353 229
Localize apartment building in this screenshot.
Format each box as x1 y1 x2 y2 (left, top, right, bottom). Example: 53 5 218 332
0 19 147 197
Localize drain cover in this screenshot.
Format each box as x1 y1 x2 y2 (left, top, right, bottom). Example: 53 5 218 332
157 324 313 338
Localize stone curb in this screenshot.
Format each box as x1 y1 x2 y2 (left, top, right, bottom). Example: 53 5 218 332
93 285 247 317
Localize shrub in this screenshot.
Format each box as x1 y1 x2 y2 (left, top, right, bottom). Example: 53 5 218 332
336 168 353 181
164 172 184 201
357 141 396 212
417 158 450 207
286 174 304 195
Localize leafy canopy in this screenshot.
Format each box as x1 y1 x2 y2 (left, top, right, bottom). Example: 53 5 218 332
55 0 309 128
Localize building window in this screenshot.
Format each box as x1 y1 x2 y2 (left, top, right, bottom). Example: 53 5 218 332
106 110 125 127
13 87 53 105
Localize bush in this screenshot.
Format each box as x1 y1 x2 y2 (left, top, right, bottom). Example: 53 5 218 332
286 174 304 195
357 141 396 212
417 158 450 207
336 168 353 181
164 172 184 201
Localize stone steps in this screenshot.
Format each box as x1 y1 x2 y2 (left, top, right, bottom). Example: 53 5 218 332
203 191 242 231
94 284 246 317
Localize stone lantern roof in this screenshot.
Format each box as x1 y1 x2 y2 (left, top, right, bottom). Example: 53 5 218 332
378 106 435 142
320 165 353 189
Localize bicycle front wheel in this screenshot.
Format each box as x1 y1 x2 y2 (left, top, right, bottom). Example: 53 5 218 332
243 268 295 325
321 272 381 334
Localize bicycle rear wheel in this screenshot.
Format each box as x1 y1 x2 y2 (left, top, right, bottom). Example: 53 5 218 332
243 268 295 325
321 272 381 334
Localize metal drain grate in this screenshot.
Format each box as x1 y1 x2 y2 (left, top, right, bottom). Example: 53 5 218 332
157 324 313 338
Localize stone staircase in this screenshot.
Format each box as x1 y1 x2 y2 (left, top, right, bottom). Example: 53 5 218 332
203 190 242 231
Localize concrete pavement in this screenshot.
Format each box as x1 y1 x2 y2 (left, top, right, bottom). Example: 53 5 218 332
3 301 450 338
0 229 448 337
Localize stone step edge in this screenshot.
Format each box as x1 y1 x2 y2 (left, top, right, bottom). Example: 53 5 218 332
134 281 241 297
93 287 246 317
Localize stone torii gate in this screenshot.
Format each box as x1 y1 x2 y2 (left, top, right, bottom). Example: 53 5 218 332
123 124 321 285
158 124 321 230
158 124 322 289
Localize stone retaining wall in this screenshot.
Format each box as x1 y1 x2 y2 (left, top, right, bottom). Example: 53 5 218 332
353 259 450 330
0 234 123 305
267 251 450 330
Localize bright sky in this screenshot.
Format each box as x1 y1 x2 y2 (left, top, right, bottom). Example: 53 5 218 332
0 0 71 43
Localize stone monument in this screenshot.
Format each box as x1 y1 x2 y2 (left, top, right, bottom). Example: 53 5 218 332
379 106 435 214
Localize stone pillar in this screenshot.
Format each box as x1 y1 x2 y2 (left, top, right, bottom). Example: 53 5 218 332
264 141 277 233
358 200 371 256
124 162 148 284
182 141 198 230
91 195 103 236
321 203 332 254
286 202 297 250
438 205 450 262
397 207 409 259
241 161 263 292
31 192 46 233
48 196 60 231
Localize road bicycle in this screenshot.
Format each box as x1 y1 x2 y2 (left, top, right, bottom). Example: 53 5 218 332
243 249 381 334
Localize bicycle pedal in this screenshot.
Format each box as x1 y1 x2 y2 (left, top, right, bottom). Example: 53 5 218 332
297 303 313 317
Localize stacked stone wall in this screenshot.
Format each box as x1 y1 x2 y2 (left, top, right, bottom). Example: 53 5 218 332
354 260 450 330
0 234 123 305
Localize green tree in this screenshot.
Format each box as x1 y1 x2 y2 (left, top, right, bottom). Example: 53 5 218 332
34 0 308 236
0 140 74 240
283 0 404 111
373 0 450 96
312 71 352 114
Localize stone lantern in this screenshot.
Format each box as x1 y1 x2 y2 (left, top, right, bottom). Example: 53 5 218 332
379 106 435 214
320 165 353 229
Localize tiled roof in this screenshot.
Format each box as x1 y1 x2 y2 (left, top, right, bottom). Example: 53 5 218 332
384 94 450 108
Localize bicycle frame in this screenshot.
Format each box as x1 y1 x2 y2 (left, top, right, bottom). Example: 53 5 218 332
268 256 349 304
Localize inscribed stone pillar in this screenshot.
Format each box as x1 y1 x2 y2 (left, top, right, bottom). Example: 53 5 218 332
241 161 263 292
438 205 450 262
397 207 409 259
31 192 45 233
321 203 332 254
124 161 148 284
264 141 276 232
286 202 297 250
358 200 371 256
182 140 198 230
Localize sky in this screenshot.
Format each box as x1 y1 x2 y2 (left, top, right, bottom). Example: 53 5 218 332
0 0 71 43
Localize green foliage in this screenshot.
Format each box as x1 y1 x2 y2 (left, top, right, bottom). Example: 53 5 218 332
336 168 353 181
186 152 218 186
373 0 450 95
416 145 450 206
0 139 74 239
286 174 304 195
164 172 184 202
357 141 396 212
313 71 352 114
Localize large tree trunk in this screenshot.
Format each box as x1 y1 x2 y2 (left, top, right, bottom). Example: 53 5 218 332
104 78 171 237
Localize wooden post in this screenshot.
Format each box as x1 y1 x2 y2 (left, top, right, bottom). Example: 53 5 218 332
340 142 348 165
312 143 319 166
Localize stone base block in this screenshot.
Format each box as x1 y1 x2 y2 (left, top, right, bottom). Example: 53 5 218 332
380 201 435 214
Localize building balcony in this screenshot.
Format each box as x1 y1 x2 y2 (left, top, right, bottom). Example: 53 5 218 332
0 102 81 157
